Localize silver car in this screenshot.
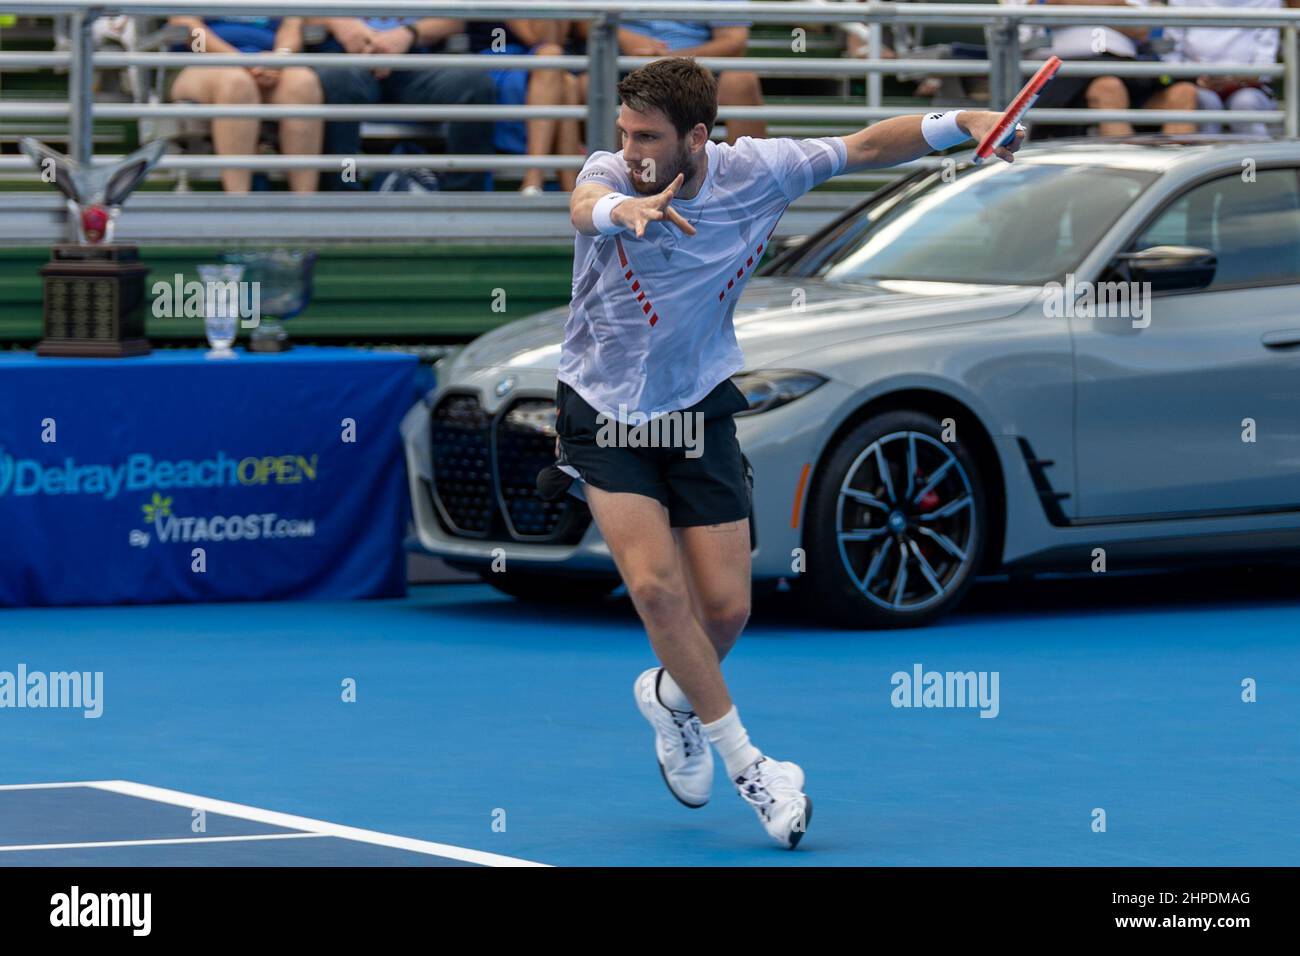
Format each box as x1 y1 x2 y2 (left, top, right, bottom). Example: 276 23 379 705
401 136 1300 627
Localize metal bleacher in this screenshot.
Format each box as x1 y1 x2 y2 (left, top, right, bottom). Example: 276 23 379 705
0 1 1296 345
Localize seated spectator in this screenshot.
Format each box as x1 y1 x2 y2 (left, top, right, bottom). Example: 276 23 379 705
844 26 894 61
308 17 496 191
1166 0 1294 136
618 9 766 142
167 16 322 193
842 16 964 103
468 19 588 194
1005 0 1199 139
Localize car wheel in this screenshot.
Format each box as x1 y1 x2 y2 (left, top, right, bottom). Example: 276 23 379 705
801 410 989 628
482 571 620 605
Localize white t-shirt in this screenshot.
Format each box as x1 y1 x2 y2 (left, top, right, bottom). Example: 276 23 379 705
1004 0 1146 59
557 135 848 422
1165 0 1280 74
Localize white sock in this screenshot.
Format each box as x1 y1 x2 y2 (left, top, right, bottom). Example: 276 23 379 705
656 668 694 713
702 705 763 779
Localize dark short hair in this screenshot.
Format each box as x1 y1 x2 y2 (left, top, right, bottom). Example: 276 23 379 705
617 57 718 138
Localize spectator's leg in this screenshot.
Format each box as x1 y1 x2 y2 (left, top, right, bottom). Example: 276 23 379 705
1144 81 1198 135
312 66 380 190
577 71 593 147
521 42 566 192
270 67 323 193
717 71 767 143
557 71 586 191
390 67 496 191
1195 87 1226 134
170 65 259 193
1226 87 1272 137
1085 76 1133 137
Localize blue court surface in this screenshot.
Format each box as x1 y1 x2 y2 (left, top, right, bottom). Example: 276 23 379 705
2 566 1297 867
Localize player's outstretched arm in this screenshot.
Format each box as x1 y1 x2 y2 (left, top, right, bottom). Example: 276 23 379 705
570 174 697 239
839 111 1025 172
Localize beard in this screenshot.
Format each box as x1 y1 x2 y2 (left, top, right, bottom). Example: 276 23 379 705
629 140 696 195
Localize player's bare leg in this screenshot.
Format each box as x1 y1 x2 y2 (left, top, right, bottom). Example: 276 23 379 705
584 484 732 722
587 483 810 845
672 520 751 664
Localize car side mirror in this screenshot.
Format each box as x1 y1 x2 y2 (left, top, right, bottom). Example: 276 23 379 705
1111 244 1217 293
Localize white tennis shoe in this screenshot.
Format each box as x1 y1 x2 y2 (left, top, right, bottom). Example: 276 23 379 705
634 667 713 808
733 755 812 849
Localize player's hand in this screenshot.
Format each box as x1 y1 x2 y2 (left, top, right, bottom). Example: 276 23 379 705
610 173 697 239
958 110 1027 163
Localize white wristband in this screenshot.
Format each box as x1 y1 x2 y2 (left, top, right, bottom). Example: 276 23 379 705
592 192 631 235
920 110 971 151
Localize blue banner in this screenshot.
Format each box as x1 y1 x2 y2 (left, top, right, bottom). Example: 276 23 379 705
0 346 416 607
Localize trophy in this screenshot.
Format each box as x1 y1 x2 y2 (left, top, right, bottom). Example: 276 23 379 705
222 249 316 353
196 262 245 360
20 137 167 357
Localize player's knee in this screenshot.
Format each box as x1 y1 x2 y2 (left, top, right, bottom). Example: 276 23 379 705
704 602 750 643
627 574 687 627
1086 76 1128 108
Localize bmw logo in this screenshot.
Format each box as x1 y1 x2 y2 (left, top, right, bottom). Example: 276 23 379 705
495 376 516 397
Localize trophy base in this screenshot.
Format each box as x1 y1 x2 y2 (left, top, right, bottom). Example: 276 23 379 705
37 337 151 358
40 243 151 358
247 317 291 353
247 337 292 353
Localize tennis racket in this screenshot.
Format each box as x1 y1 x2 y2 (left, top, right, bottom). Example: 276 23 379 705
972 55 1062 165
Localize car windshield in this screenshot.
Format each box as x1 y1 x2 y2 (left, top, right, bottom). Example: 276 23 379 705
787 162 1158 287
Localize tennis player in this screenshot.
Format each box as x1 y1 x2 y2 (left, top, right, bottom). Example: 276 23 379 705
546 57 1024 848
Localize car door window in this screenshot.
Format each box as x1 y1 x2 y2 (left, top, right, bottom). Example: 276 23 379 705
1133 169 1300 289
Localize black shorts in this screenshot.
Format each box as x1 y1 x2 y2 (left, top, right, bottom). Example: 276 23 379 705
554 378 753 529
1031 53 1177 138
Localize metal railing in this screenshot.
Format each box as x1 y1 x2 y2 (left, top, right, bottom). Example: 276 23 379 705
1 1 1297 242
4 3 1299 164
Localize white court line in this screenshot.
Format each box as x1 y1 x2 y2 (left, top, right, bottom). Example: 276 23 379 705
1 779 547 866
0 833 328 853
88 781 548 867
0 781 111 791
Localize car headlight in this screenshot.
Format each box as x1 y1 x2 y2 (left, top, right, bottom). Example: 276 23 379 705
730 370 827 416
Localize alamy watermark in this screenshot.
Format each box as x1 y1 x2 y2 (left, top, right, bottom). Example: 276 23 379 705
50 886 150 935
151 274 262 328
891 663 999 718
0 664 103 718
1041 274 1151 329
595 406 705 458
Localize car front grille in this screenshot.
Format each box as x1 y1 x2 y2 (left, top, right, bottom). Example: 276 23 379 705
429 391 591 544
